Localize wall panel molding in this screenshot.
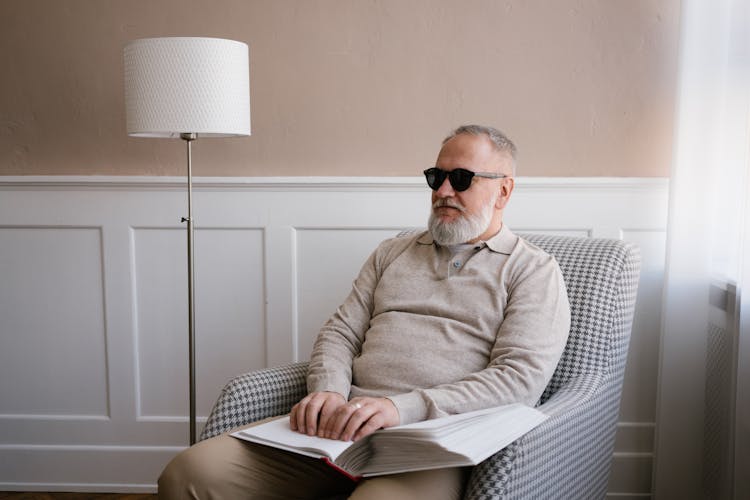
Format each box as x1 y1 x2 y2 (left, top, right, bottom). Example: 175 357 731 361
0 225 110 420
0 176 668 494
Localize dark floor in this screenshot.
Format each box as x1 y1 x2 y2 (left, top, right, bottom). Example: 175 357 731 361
0 494 156 499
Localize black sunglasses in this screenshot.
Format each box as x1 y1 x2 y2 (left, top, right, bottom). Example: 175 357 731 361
423 167 507 192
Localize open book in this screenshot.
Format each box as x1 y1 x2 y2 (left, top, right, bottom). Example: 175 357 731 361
231 403 547 480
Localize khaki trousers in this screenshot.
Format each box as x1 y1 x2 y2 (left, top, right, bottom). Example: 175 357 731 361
158 421 469 500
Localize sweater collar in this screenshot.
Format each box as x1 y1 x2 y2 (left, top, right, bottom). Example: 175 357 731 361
417 225 516 255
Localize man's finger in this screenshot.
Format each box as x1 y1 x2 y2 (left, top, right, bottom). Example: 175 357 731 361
292 395 312 434
316 397 341 437
325 401 361 440
303 394 327 436
352 413 383 441
341 404 378 441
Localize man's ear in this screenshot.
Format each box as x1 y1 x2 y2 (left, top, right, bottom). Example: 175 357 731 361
495 178 515 209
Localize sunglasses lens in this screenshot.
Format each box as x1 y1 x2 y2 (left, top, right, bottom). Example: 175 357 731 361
424 168 445 190
449 169 474 191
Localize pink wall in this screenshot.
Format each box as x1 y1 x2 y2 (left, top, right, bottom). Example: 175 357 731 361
0 0 680 177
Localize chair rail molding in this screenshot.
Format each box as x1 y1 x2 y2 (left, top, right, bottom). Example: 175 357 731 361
0 175 668 496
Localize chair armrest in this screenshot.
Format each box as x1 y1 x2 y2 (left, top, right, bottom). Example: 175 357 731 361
199 362 309 440
536 371 603 418
465 372 620 500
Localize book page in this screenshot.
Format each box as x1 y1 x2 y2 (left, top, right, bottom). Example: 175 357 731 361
345 404 548 476
383 405 511 434
232 416 353 461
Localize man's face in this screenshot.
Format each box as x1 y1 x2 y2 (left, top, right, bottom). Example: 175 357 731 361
428 133 513 244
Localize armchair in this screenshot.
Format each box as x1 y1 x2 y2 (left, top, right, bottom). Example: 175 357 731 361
200 234 640 499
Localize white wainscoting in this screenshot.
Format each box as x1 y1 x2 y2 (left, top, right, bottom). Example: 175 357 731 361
0 176 668 496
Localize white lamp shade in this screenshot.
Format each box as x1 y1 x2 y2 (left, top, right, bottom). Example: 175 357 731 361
124 37 251 138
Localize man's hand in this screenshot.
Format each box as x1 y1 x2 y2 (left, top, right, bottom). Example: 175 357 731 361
321 397 400 442
290 391 346 437
290 393 400 442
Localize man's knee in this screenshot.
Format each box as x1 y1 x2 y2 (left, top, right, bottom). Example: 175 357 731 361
158 438 229 499
159 446 200 498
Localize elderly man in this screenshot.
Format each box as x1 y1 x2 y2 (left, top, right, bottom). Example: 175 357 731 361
159 125 570 500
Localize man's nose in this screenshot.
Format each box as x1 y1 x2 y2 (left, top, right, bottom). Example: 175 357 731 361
435 175 455 197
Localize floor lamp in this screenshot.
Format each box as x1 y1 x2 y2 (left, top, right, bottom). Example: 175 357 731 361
123 37 251 445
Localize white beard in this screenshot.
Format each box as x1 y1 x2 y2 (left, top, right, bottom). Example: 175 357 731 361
428 192 497 245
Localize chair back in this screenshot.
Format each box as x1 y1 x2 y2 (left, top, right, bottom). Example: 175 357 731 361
519 234 641 403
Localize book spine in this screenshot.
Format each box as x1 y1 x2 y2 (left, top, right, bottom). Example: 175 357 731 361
321 457 363 482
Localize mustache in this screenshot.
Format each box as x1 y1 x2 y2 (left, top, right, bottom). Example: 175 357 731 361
432 198 466 212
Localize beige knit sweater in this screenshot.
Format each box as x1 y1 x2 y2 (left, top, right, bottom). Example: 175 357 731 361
307 226 571 425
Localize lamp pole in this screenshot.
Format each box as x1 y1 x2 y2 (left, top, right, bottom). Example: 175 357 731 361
180 132 197 445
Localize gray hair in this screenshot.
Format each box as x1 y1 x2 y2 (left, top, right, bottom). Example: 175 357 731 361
444 124 517 174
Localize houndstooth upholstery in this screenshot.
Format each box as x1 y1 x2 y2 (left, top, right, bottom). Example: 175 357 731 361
200 362 308 440
200 234 641 500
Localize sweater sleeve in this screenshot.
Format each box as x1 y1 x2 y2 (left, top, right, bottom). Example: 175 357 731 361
306 235 413 398
388 253 571 424
306 254 376 398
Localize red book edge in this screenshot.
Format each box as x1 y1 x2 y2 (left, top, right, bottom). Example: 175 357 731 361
321 457 363 482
